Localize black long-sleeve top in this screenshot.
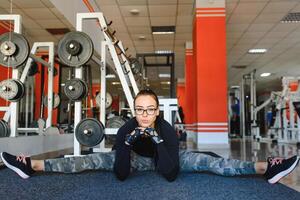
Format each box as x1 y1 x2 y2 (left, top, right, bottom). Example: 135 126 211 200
113 116 179 182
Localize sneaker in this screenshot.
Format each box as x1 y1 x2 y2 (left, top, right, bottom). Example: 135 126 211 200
264 156 299 184
0 152 35 179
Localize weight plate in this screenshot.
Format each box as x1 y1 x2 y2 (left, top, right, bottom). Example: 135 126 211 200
64 78 88 101
0 32 30 68
27 61 39 76
95 92 113 109
106 116 127 128
0 79 25 101
75 118 105 147
43 93 60 108
57 31 94 67
0 120 9 137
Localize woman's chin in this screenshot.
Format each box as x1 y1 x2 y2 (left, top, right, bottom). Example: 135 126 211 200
140 123 151 128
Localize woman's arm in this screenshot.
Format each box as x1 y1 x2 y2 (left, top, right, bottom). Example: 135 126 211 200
113 123 135 181
155 122 179 182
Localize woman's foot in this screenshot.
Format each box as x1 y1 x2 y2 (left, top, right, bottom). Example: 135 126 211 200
1 152 35 179
264 156 299 184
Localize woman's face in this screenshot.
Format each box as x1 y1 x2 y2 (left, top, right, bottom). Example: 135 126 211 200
134 95 159 128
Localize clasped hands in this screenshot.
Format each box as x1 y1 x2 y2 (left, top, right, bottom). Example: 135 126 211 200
125 127 164 146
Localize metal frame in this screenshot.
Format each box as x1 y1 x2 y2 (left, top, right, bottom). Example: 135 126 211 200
72 12 140 155
1 42 55 135
136 53 176 98
0 15 22 137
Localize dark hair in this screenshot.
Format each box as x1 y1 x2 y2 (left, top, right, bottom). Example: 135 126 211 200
134 89 159 108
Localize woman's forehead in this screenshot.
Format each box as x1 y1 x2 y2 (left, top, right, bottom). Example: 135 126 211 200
135 95 157 106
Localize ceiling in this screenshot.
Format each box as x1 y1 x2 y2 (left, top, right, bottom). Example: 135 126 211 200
1 0 300 96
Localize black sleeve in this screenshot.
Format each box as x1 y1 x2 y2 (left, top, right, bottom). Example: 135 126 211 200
156 122 179 182
113 120 135 181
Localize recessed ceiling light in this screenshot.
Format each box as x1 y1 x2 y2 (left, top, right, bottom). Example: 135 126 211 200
112 81 121 85
260 72 271 77
159 74 170 78
151 26 175 35
230 85 240 89
106 74 116 79
138 35 146 40
155 50 173 54
248 48 267 54
161 81 170 85
130 9 140 15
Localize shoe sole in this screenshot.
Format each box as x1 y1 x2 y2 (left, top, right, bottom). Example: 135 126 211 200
0 153 30 179
268 156 300 184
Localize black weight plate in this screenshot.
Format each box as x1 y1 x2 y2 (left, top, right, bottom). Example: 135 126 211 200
0 120 9 137
57 31 94 67
0 79 25 102
75 118 105 147
64 78 88 101
0 32 30 68
28 61 39 76
13 79 25 101
106 116 127 128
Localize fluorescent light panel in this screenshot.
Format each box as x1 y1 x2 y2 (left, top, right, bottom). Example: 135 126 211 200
151 26 175 35
248 48 267 54
260 73 271 77
106 74 116 79
281 12 300 23
161 81 170 85
155 50 173 54
159 73 171 78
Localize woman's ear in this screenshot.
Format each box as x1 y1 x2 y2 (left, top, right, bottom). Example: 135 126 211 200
156 108 159 116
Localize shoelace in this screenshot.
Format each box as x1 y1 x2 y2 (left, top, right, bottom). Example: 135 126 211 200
269 157 284 167
16 154 27 165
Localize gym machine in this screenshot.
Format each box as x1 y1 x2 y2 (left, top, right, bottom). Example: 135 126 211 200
57 12 141 155
0 15 59 137
241 70 300 145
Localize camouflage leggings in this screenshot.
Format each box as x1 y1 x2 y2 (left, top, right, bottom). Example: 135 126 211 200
44 150 256 176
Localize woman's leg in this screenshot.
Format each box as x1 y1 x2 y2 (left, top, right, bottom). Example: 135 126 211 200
43 151 115 173
43 151 155 173
130 152 155 172
179 150 258 176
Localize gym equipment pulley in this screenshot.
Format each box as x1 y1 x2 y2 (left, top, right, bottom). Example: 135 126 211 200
75 118 105 147
57 31 94 67
0 32 30 68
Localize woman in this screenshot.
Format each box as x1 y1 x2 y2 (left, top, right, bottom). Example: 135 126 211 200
1 89 299 184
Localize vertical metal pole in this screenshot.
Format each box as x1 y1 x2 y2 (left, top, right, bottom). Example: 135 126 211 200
25 80 30 128
46 43 54 128
30 77 34 125
170 54 175 98
240 78 245 138
99 41 107 151
72 13 85 156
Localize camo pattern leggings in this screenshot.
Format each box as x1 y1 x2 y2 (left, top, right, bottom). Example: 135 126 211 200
44 150 256 176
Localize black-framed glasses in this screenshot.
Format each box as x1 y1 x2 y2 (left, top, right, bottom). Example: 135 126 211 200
134 108 157 115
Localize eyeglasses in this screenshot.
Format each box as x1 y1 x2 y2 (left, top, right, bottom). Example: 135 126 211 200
134 108 157 115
